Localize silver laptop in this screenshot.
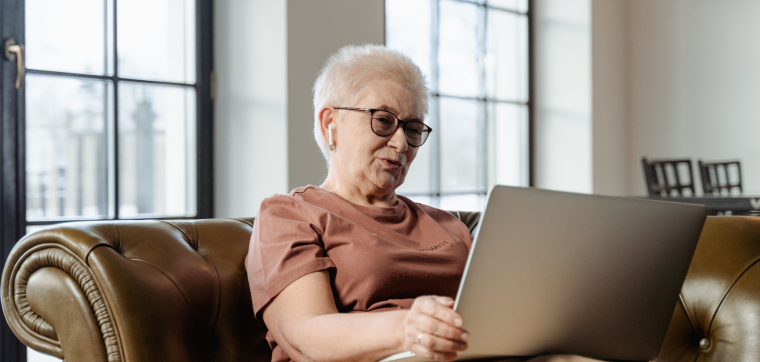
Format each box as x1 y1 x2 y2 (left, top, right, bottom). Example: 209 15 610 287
381 185 707 361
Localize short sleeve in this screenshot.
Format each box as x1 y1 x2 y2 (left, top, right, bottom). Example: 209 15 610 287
246 195 336 317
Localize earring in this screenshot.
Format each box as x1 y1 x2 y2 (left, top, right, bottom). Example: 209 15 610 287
328 123 335 151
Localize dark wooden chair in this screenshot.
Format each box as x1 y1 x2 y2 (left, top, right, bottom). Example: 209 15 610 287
698 160 742 196
641 157 696 197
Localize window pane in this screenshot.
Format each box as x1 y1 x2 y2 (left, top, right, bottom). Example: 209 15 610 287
440 98 481 192
439 193 485 212
117 0 196 83
438 0 481 98
26 75 112 220
488 0 529 13
386 0 432 87
486 10 528 102
118 83 196 217
28 348 61 362
24 225 48 237
488 103 528 187
26 0 107 74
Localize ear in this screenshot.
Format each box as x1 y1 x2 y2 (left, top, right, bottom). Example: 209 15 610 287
318 106 336 146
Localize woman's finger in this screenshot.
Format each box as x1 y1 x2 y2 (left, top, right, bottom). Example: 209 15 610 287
414 314 468 342
405 295 470 355
433 295 454 306
417 332 468 352
417 297 464 328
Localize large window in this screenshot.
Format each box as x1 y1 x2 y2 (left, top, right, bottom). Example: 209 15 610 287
0 0 212 360
386 0 530 211
23 0 212 233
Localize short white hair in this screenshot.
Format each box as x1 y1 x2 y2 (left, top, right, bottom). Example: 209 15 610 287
312 44 429 163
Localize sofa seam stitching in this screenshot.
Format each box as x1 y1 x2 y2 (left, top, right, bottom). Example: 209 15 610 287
130 258 202 335
205 257 246 278
678 293 700 338
159 220 195 249
706 256 760 337
208 260 222 342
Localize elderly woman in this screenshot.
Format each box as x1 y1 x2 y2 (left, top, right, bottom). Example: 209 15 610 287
246 44 472 362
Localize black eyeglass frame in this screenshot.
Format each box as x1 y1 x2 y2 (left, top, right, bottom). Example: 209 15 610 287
333 106 433 147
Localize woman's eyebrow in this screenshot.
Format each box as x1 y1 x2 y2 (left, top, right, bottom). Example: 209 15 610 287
376 104 423 121
375 104 398 114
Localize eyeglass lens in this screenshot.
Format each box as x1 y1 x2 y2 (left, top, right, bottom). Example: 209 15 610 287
371 110 429 146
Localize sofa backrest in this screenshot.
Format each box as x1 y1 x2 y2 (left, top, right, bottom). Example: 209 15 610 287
3 212 482 362
6 213 759 362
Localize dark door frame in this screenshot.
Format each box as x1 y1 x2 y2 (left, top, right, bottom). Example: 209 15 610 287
1 0 27 359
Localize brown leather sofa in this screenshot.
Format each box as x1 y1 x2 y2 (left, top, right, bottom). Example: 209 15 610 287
2 214 759 362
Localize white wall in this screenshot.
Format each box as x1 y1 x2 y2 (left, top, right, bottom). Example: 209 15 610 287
214 0 288 218
214 0 384 217
627 0 760 195
591 0 629 196
286 0 385 190
533 0 593 194
537 0 760 197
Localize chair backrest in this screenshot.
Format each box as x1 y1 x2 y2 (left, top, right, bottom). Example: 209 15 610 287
641 157 696 197
698 160 743 196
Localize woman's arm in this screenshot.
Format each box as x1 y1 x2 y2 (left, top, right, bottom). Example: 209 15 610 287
262 271 469 362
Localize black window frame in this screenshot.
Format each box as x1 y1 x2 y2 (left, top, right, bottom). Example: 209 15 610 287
1 0 213 360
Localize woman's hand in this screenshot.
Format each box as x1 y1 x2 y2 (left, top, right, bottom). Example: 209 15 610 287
402 296 469 361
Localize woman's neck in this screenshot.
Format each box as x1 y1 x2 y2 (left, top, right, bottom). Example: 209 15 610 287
321 178 398 208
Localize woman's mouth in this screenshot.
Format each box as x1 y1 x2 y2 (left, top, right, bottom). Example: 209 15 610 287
379 158 402 171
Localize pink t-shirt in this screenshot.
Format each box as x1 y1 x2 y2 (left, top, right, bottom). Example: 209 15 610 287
246 185 473 361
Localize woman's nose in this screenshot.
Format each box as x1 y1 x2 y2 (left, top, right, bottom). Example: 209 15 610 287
387 125 408 151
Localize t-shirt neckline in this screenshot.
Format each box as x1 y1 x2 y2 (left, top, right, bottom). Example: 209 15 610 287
311 185 406 216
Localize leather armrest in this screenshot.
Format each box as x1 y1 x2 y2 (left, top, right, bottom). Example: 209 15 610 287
2 223 121 360
2 218 270 362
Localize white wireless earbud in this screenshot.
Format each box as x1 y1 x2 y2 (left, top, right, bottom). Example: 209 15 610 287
328 123 335 151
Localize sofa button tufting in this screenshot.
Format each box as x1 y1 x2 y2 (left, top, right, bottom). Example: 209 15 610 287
699 338 711 350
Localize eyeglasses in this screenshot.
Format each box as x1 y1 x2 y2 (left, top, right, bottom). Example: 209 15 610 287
333 107 433 147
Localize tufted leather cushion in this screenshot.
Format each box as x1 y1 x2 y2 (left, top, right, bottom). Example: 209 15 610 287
653 216 760 362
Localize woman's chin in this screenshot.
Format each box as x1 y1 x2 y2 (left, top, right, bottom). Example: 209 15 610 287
370 176 403 192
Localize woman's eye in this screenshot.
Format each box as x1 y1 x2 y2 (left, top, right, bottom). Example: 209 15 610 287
375 116 394 125
407 124 425 135
407 127 422 135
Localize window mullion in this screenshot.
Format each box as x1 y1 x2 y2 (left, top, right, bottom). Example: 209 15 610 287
430 0 441 208
478 3 488 194
112 0 120 219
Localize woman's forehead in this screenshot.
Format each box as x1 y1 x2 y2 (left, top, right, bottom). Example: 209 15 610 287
354 80 424 118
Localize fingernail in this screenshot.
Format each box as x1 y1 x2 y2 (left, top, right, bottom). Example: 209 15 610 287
436 296 453 304
459 343 468 351
461 332 469 342
453 318 462 327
